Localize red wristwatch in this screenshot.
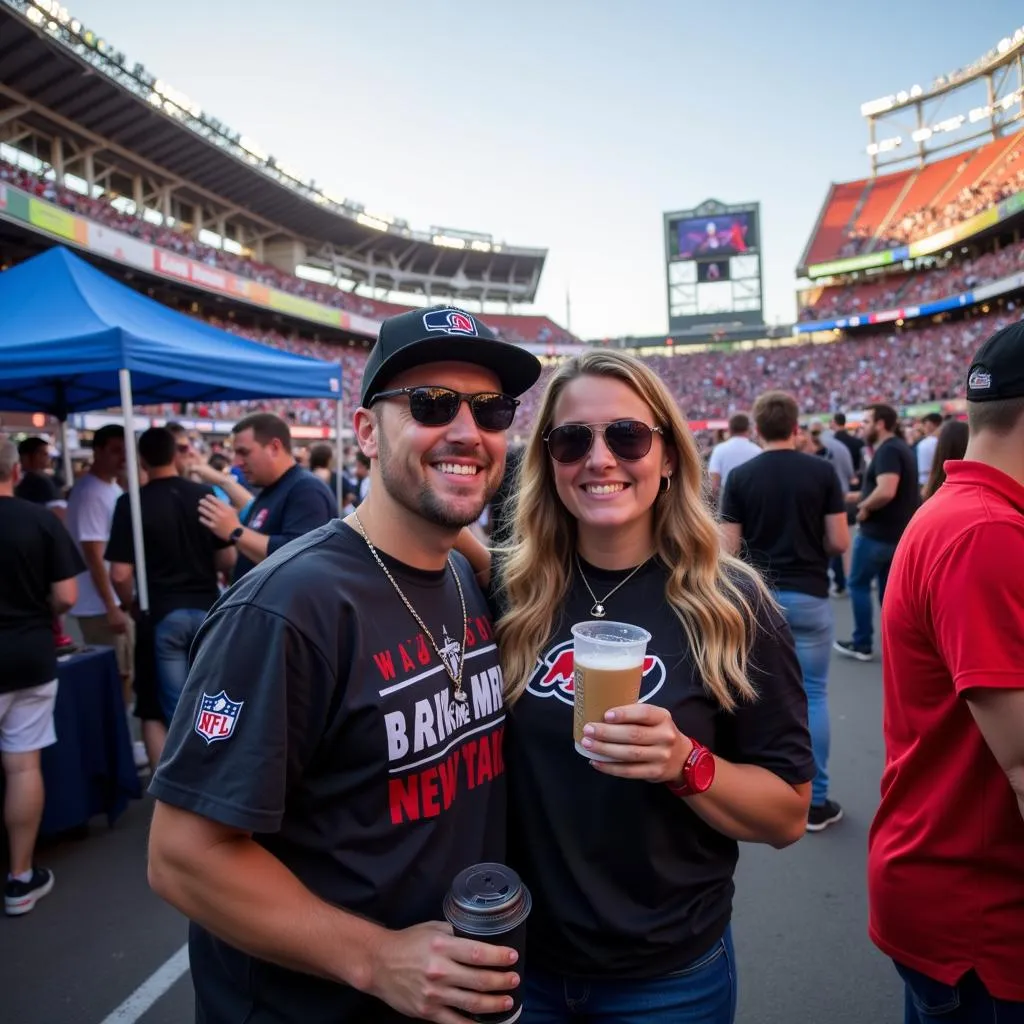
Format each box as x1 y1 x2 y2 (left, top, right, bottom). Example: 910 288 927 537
665 740 716 798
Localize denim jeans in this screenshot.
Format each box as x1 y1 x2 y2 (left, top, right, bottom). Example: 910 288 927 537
895 961 1024 1023
774 590 834 806
522 926 736 1024
154 607 208 723
830 554 846 591
849 533 898 651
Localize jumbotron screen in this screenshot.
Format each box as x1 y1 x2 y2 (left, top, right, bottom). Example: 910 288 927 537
664 200 764 335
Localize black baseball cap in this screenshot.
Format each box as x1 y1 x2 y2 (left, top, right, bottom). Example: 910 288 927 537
966 320 1024 402
359 305 542 407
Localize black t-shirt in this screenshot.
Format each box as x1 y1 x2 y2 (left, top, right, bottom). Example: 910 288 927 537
233 464 336 582
150 522 506 1024
105 477 229 622
503 558 814 979
721 450 845 598
0 496 85 693
833 430 865 477
860 436 920 544
14 470 62 507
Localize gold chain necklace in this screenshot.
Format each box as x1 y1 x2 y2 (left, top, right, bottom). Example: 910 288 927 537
575 552 650 619
351 513 468 702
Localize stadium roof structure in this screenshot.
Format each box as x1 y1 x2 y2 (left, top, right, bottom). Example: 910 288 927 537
0 0 547 304
0 246 341 415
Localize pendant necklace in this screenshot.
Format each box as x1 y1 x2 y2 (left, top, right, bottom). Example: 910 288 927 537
352 513 468 702
575 552 651 619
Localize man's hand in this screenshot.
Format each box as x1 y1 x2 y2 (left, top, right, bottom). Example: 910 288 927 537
106 604 130 635
856 504 870 523
198 495 240 542
190 460 225 485
582 704 693 783
367 920 519 1023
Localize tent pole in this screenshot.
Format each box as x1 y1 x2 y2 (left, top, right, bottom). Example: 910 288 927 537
59 418 73 495
118 369 149 614
334 396 344 514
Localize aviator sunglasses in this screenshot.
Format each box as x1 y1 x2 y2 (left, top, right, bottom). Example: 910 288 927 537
370 386 519 432
544 420 665 464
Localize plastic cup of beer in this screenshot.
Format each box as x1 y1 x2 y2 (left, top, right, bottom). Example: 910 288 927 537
571 620 652 762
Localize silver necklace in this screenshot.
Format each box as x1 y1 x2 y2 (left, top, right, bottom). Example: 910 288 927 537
351 513 468 702
575 552 651 619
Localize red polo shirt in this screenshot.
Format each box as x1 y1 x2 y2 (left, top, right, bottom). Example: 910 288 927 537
868 460 1024 1000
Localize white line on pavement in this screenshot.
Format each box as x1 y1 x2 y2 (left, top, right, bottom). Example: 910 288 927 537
98 943 190 1024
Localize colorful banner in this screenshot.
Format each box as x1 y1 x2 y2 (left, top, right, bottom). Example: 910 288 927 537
27 198 88 245
807 248 900 279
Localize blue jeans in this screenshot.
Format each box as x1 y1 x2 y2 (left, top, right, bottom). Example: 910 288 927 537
523 926 736 1023
154 608 208 723
896 962 1024 1023
830 554 846 591
849 533 898 651
774 590 834 806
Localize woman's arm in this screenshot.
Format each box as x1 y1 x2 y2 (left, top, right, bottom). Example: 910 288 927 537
454 528 493 588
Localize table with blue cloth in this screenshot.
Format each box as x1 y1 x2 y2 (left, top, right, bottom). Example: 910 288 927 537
40 646 142 836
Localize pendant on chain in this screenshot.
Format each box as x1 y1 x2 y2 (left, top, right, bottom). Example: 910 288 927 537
591 603 606 618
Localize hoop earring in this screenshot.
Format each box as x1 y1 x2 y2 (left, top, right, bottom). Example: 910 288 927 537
660 474 672 494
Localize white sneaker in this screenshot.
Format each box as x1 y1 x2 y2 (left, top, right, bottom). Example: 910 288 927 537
133 740 150 770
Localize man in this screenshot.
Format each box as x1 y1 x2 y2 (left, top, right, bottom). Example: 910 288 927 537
147 306 542 1022
65 425 133 680
106 428 236 762
721 391 849 832
915 412 943 491
353 450 371 503
809 420 856 596
868 322 1024 1019
15 437 67 520
165 421 195 479
829 412 864 482
834 404 918 661
197 412 335 582
0 441 85 915
708 412 761 505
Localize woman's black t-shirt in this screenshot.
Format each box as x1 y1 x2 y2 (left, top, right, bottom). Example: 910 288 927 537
502 557 814 979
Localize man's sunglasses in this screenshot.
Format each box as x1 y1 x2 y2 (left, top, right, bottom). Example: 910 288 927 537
544 420 665 464
371 386 519 432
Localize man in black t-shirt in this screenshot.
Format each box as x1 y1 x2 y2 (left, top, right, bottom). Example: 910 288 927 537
721 391 850 832
835 403 920 661
15 436 66 520
0 441 85 916
106 428 236 760
197 412 336 583
148 306 542 1023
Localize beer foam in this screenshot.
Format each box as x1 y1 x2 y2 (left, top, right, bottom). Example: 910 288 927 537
574 650 645 670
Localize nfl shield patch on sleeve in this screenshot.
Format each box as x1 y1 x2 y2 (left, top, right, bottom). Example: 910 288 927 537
195 691 244 744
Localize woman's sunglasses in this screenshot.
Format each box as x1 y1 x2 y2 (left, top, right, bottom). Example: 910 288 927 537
544 420 664 464
371 386 519 432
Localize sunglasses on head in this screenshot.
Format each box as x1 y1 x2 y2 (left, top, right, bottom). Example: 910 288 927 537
544 420 665 464
370 386 519 432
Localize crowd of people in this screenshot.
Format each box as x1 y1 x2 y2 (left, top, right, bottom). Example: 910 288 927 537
800 238 1024 322
834 143 1024 258
0 159 573 349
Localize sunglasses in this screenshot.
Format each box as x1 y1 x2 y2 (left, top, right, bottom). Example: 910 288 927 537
371 386 519 432
175 443 192 454
544 420 665 464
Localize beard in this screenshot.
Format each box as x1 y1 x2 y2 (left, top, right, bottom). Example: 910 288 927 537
376 429 504 529
866 426 879 446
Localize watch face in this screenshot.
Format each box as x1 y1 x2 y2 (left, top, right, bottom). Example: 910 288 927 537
692 750 715 792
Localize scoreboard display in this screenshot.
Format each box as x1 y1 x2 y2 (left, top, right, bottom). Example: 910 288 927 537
664 199 764 334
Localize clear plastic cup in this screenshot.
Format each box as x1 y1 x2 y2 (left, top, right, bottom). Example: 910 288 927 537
571 621 652 761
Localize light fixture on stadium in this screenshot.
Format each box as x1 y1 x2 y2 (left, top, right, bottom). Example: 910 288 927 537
866 136 902 156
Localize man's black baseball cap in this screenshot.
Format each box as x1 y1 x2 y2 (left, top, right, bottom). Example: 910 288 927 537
966 320 1024 402
360 305 543 407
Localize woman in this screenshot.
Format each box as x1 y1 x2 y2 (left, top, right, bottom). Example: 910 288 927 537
922 419 968 500
463 350 813 1023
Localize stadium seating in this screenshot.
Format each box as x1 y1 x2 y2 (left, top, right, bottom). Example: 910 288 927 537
802 131 1024 262
0 159 573 346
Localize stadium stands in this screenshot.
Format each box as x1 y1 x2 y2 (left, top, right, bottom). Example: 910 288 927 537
0 159 574 347
802 129 1024 264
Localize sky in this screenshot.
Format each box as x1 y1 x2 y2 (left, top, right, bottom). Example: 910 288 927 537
60 0 1024 339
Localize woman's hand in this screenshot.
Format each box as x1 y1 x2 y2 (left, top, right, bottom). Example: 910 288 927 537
581 704 693 783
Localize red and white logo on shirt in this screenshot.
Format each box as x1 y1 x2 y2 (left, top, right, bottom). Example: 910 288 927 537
526 639 666 706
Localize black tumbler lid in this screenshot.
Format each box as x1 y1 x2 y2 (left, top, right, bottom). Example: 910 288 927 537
443 863 532 936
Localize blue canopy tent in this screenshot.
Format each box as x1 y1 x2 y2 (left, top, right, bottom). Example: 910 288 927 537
0 246 344 610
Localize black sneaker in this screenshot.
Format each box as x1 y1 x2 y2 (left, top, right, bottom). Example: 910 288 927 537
833 640 872 661
4 867 54 916
806 800 844 833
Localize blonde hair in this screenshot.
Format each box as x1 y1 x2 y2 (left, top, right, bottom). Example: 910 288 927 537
496 350 770 711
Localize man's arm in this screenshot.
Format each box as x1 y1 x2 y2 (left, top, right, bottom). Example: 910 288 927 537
823 511 850 555
198 496 271 565
109 561 135 609
80 540 128 631
50 577 78 616
719 522 742 557
965 689 1024 821
857 472 899 519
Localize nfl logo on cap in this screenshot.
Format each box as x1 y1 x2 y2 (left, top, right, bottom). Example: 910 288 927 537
195 690 244 744
422 308 478 337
